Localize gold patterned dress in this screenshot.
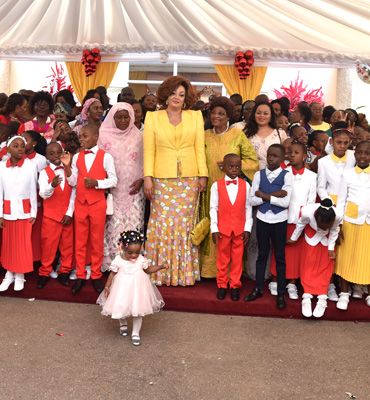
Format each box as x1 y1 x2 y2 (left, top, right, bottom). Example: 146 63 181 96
200 128 259 278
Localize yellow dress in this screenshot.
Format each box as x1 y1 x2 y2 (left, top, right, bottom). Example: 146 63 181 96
200 128 259 278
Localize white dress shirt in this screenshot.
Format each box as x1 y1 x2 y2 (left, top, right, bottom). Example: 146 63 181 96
67 145 118 189
317 151 356 204
0 158 38 220
337 166 370 225
290 203 341 251
250 166 292 224
38 164 76 217
286 166 317 224
210 176 253 233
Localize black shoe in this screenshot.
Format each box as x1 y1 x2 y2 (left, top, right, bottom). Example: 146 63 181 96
71 278 85 294
277 293 287 309
231 288 240 301
92 278 104 293
217 287 227 300
57 273 70 286
244 288 263 302
37 276 49 289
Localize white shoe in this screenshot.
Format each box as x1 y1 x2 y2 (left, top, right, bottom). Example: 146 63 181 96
0 271 15 292
69 268 77 280
302 293 313 318
49 269 58 279
14 273 25 291
313 295 327 318
85 265 91 280
365 295 370 307
286 283 299 300
268 282 278 296
352 285 363 299
336 292 350 310
327 283 339 302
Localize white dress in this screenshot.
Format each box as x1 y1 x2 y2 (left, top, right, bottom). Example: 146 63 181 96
97 255 164 319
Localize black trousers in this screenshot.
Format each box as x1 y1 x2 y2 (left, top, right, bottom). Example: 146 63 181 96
255 218 287 294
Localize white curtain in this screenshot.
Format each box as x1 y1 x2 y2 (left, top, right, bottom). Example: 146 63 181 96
0 0 370 64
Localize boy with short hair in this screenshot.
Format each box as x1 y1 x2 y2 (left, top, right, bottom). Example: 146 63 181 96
244 144 292 309
61 124 117 294
37 142 75 289
210 153 252 302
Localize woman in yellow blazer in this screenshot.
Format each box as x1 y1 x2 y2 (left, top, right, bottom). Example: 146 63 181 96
143 75 208 286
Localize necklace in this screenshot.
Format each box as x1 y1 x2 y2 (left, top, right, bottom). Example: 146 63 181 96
213 123 229 135
10 114 19 122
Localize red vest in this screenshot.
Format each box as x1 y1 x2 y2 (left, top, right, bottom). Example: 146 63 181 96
217 178 246 236
76 149 107 205
43 166 73 222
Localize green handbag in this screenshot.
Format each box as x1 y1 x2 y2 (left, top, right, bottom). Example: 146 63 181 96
190 192 210 246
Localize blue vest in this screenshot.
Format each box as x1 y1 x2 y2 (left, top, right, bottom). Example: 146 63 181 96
258 169 288 214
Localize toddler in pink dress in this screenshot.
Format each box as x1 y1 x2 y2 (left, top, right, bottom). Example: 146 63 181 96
97 230 167 346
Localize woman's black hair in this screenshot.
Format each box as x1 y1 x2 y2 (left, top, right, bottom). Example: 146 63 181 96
332 121 351 138
271 99 283 114
82 89 103 106
30 91 54 115
315 198 336 224
24 130 47 156
244 101 276 138
323 105 336 121
118 230 145 249
53 119 81 154
55 89 76 108
279 97 290 118
295 105 311 125
345 108 361 127
0 93 25 115
131 99 147 122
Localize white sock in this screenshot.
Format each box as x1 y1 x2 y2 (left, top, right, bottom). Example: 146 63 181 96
4 271 14 280
132 317 142 337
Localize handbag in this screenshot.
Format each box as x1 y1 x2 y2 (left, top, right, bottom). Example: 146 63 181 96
106 192 114 216
190 192 210 246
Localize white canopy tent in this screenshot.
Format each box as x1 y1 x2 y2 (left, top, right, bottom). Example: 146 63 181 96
0 0 370 66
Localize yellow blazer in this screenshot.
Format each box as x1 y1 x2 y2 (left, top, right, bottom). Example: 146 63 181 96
143 110 208 178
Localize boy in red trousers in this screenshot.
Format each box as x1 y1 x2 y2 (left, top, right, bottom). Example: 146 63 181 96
210 153 252 301
61 124 117 294
37 142 76 289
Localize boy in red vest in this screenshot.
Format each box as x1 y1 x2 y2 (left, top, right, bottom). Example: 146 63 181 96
61 124 117 294
210 153 252 301
37 142 76 289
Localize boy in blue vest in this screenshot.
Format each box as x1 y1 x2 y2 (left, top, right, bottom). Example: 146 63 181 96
244 144 292 309
210 153 252 302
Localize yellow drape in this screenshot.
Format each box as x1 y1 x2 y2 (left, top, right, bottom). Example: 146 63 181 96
129 71 147 100
214 65 267 102
65 62 119 104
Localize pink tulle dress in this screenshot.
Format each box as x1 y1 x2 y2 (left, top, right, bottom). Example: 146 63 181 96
97 255 164 319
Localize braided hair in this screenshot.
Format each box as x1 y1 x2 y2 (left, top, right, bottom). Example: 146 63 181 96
118 229 145 251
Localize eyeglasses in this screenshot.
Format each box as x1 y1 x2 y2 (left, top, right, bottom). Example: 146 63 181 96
211 111 226 116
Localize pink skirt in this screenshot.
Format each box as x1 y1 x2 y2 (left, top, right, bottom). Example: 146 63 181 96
2 219 33 273
270 224 303 279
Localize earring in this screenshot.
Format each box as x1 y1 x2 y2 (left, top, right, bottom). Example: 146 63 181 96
182 103 186 109
165 99 168 106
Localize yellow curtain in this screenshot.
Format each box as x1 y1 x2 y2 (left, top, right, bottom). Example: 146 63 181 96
129 71 147 101
65 62 119 104
214 65 267 102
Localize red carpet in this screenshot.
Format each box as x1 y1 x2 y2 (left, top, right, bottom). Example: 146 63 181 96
0 268 369 322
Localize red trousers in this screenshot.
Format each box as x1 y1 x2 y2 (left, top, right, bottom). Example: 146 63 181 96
216 232 244 289
39 216 74 277
74 199 106 279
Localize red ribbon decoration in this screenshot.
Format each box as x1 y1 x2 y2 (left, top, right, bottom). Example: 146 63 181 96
234 50 254 79
81 48 101 77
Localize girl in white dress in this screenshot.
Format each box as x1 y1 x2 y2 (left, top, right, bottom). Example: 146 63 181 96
97 230 167 346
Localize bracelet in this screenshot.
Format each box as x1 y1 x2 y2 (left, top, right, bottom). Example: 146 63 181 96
105 287 109 289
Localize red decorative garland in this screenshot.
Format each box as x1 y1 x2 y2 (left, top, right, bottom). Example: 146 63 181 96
234 50 254 79
81 48 101 77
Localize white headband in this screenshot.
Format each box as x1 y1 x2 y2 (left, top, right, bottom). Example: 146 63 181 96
320 205 333 211
7 135 27 147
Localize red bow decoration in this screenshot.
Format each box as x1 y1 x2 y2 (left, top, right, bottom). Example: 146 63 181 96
81 48 101 77
234 50 254 79
226 180 237 185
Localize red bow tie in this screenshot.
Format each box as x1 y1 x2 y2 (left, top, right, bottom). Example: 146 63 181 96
292 167 304 175
85 150 94 154
226 180 237 185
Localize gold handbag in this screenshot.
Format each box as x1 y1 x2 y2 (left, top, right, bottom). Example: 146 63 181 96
190 192 210 246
